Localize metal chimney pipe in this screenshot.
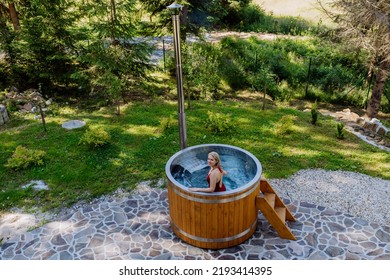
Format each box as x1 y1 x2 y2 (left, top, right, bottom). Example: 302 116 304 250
168 3 187 150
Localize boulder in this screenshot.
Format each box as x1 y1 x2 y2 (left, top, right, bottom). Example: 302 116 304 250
356 117 366 125
21 103 33 112
0 104 9 126
348 112 361 122
377 126 388 136
334 109 361 123
62 120 86 130
363 121 378 132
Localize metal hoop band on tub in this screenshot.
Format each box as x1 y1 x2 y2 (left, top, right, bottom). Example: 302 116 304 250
170 219 257 243
168 181 258 204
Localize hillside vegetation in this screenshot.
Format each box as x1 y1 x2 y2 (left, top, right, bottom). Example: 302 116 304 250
1 98 389 212
0 0 389 212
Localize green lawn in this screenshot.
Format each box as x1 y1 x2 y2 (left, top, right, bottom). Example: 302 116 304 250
254 0 332 24
1 99 389 212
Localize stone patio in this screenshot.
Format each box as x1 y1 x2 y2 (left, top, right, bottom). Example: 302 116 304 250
1 186 389 260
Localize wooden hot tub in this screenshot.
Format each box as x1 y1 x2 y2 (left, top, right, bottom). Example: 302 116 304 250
165 144 262 249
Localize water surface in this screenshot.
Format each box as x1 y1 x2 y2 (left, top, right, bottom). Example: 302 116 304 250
172 154 255 191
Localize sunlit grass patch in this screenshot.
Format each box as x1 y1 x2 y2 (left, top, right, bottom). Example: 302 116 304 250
0 99 389 212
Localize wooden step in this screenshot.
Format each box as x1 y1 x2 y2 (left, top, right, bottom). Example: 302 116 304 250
256 178 297 240
256 195 296 240
275 206 286 221
260 178 296 222
264 192 276 208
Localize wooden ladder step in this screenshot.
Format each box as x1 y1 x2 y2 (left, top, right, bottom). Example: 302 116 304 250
264 192 276 208
275 206 286 222
260 178 296 222
256 195 296 240
256 178 297 241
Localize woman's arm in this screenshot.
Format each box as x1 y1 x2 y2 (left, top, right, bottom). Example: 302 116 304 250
188 187 215 192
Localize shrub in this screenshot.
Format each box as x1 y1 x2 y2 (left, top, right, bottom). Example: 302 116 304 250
4 99 18 112
237 4 270 32
205 111 234 134
79 127 111 147
273 16 312 36
5 146 46 170
311 101 318 125
336 122 345 139
219 37 250 90
183 42 222 100
381 90 390 113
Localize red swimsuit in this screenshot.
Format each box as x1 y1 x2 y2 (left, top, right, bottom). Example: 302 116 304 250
206 166 226 192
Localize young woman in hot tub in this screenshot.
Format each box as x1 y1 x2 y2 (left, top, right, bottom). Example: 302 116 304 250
189 151 227 192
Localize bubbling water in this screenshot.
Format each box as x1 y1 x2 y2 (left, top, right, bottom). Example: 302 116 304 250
172 154 255 191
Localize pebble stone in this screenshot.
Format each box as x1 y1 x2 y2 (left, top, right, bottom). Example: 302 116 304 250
1 170 390 260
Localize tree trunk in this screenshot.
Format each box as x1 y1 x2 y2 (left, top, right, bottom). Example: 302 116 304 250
110 0 117 44
8 1 20 31
38 104 47 132
365 60 375 87
366 60 389 119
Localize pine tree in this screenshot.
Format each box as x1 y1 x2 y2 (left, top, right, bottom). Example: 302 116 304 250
3 0 79 92
319 0 390 119
75 0 153 114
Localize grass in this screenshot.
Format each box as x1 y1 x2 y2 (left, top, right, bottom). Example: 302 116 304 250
1 98 389 213
255 0 331 25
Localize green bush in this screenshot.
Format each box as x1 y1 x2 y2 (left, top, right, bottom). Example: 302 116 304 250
250 68 281 100
237 4 270 32
3 98 18 112
336 122 345 139
5 145 46 170
311 101 318 125
185 35 366 102
273 16 312 36
219 37 250 90
205 111 235 134
79 127 111 147
382 85 390 113
183 42 222 100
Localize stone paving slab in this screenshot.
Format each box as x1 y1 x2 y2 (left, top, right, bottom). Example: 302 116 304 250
1 187 389 260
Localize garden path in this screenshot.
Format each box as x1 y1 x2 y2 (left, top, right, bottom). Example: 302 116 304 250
148 31 301 65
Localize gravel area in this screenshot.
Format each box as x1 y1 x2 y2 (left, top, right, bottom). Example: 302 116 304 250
269 169 390 226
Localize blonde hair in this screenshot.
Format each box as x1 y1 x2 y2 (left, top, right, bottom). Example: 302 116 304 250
208 151 221 168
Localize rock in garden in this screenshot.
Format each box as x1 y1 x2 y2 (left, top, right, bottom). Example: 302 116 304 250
61 120 86 130
0 104 9 126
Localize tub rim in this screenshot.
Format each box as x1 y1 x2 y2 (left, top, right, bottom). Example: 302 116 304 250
165 143 262 196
